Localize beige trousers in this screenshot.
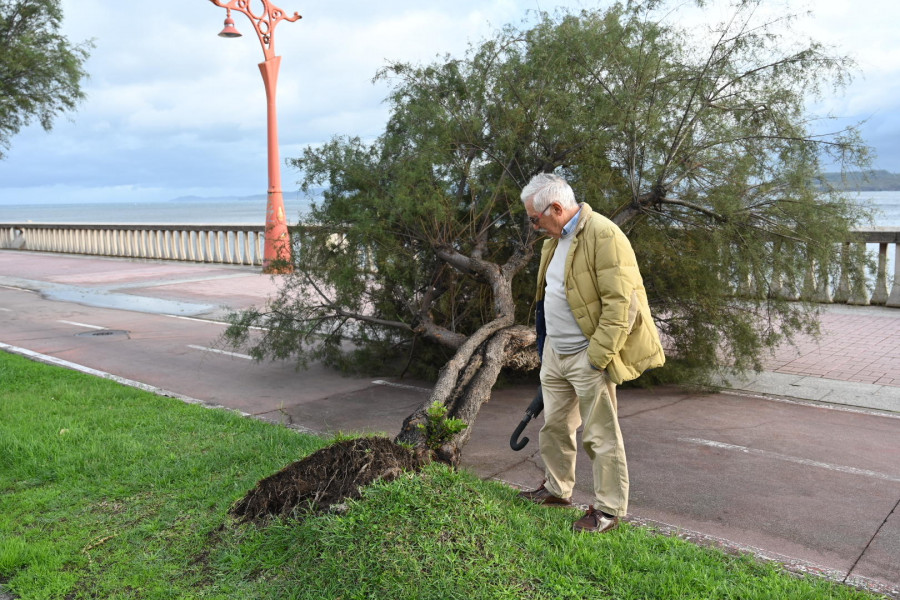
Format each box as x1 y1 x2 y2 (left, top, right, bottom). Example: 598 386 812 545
539 344 629 516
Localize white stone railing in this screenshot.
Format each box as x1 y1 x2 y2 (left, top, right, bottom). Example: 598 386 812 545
0 223 269 266
737 228 899 308
836 228 900 307
1 223 898 307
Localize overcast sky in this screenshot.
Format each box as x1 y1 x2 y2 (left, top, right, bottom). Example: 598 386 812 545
1 0 898 208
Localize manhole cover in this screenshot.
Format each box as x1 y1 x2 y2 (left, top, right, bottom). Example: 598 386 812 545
75 329 130 338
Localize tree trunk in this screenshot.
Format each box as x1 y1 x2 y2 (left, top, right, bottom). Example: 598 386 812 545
394 236 537 464
394 325 537 465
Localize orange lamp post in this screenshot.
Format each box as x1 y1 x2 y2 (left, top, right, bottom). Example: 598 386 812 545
209 0 301 273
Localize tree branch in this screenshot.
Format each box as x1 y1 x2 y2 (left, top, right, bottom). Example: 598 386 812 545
657 197 728 222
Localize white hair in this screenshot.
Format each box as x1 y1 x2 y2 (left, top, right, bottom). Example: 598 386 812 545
520 173 577 211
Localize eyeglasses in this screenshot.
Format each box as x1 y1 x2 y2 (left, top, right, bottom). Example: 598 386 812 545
529 204 551 225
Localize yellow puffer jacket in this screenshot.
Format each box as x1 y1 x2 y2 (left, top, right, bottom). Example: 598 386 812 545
535 203 665 384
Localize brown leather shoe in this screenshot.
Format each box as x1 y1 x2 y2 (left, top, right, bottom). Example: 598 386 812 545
517 483 572 506
573 507 619 533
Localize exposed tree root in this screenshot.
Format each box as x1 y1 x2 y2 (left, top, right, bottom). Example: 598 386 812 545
230 436 427 524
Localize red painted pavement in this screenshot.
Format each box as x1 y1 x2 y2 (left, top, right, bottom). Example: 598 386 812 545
765 305 900 387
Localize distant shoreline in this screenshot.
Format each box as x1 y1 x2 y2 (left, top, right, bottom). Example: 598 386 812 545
822 170 900 192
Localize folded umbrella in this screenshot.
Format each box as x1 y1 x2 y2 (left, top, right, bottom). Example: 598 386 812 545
509 387 544 451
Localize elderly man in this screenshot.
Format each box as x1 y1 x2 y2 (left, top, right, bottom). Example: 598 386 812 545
518 173 665 533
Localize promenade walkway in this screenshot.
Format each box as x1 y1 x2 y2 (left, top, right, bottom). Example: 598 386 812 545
766 306 900 387
722 303 900 413
1 250 898 598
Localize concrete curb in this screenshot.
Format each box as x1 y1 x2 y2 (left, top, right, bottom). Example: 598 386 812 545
713 370 900 414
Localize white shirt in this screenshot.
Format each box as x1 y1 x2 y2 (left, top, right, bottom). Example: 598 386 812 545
544 208 589 355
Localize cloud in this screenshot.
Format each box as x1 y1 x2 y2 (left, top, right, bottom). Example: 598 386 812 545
1 0 898 209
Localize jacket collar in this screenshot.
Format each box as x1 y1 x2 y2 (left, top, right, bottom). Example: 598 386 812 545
572 202 593 236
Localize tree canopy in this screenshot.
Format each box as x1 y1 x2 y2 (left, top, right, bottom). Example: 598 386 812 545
224 0 873 455
0 0 92 159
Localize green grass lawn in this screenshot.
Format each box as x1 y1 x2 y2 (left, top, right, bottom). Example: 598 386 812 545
0 350 886 599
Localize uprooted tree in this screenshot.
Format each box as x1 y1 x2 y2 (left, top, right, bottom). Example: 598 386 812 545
223 0 873 464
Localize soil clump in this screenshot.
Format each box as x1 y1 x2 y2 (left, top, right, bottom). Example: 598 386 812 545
230 436 426 524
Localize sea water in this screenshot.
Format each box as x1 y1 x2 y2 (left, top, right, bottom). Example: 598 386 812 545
856 190 900 227
1 191 898 226
0 197 313 225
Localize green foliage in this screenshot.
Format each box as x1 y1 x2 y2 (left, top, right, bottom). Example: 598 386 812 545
225 0 874 384
417 401 468 451
0 0 92 159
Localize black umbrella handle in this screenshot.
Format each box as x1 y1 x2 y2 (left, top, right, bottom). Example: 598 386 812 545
509 415 532 451
510 388 544 451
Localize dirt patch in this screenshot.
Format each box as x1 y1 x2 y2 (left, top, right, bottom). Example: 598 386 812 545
230 436 427 524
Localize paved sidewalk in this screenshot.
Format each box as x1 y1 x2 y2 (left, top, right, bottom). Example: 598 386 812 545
1 251 899 598
766 305 900 387
717 304 900 413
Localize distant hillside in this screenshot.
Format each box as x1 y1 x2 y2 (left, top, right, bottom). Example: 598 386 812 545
821 170 900 191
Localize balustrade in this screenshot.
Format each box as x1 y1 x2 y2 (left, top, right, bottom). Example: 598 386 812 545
0 223 269 267
844 228 900 307
1 223 898 307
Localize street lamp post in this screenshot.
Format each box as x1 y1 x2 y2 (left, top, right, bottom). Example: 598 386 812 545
208 0 301 273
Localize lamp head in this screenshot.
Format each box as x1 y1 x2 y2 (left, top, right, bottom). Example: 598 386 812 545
218 10 242 38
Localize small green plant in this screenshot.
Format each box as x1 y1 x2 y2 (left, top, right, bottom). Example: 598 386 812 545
417 401 467 451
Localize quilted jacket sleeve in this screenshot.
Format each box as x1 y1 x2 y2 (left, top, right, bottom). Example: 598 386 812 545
585 223 641 371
